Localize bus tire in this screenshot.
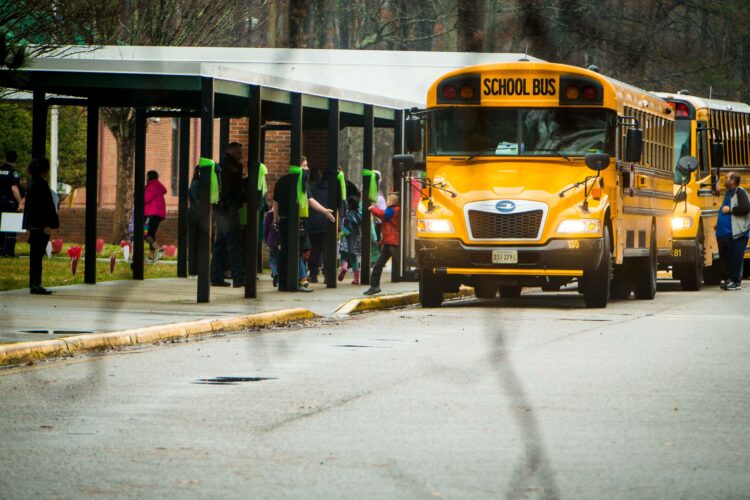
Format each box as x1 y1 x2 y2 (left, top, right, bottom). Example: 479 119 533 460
677 234 704 291
633 223 657 300
499 285 522 298
419 268 444 308
610 264 632 299
474 280 497 299
583 226 611 308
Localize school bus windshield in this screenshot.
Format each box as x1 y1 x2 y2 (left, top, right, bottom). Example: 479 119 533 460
428 107 616 157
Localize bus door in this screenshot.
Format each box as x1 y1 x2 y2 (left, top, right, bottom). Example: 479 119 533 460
396 170 421 281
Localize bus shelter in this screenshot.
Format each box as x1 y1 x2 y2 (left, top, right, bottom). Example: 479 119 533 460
0 46 531 302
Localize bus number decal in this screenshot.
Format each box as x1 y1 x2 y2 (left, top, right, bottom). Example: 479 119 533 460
672 249 682 257
568 240 580 249
483 78 556 97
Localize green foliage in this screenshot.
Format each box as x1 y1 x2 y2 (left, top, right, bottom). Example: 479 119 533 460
0 103 32 171
56 107 87 188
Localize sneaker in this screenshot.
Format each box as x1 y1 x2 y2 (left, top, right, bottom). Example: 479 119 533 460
338 269 347 282
272 274 278 287
296 286 314 293
720 281 728 290
30 286 52 295
309 276 319 284
363 286 381 296
726 281 741 291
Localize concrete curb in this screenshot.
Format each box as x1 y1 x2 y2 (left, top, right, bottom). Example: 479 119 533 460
0 308 316 367
333 286 475 316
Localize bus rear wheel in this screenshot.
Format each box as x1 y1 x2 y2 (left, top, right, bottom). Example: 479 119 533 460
474 280 497 299
633 223 657 300
419 268 444 308
583 226 611 308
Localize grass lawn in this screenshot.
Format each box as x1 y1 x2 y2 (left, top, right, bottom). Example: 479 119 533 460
0 254 176 292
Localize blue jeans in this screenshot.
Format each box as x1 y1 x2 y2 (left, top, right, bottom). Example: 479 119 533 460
718 235 748 284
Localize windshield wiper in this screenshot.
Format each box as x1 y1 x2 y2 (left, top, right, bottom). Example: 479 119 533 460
525 149 572 161
451 149 496 161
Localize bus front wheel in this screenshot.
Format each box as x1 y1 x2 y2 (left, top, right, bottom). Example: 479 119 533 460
676 234 704 291
633 223 657 300
419 268 444 308
583 226 611 308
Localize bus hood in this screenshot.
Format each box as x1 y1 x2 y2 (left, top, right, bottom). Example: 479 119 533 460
430 160 597 204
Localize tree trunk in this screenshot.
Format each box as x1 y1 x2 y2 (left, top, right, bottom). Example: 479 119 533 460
102 108 137 243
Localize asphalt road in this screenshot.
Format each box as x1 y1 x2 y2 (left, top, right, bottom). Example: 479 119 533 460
1 283 749 499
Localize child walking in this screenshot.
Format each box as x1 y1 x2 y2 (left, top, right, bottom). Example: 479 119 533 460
262 194 280 287
338 196 362 284
363 192 399 295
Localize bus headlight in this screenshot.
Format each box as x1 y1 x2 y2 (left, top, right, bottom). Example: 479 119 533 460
417 219 455 233
672 216 693 231
556 219 601 234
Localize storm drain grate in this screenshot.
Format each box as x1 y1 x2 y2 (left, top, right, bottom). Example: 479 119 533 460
20 329 94 335
193 376 277 385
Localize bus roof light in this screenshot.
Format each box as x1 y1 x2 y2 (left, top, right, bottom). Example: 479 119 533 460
442 84 457 100
565 85 580 100
582 85 597 100
460 85 474 99
675 102 690 117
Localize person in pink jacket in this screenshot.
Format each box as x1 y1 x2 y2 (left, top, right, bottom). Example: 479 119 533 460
144 170 167 261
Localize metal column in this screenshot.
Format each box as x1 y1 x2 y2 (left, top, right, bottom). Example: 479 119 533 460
391 109 404 282
219 118 229 159
197 78 214 303
84 105 99 284
177 115 190 278
31 91 47 159
245 85 262 298
325 98 340 288
133 108 146 280
284 92 303 292
360 104 374 285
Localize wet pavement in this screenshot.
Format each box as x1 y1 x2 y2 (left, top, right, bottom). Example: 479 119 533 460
0 271 414 344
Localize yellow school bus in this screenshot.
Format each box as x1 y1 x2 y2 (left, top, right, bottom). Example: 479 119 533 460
654 92 750 287
396 62 676 308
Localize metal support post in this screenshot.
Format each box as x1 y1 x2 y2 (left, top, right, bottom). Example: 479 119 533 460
133 108 147 280
325 98 340 288
392 109 404 282
84 104 99 284
197 78 214 303
177 115 190 278
245 86 262 298
284 92 303 292
360 104 374 285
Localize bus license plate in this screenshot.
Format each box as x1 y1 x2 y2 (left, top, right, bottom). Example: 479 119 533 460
492 250 518 264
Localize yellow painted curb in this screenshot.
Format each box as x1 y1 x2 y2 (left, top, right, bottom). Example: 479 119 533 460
333 286 474 316
0 308 316 367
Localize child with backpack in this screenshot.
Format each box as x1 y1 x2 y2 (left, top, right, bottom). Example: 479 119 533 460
338 196 363 284
363 192 400 295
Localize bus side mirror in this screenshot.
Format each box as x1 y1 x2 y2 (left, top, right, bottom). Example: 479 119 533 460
405 118 422 153
625 128 643 163
392 154 426 175
676 155 699 183
584 153 610 171
711 142 724 170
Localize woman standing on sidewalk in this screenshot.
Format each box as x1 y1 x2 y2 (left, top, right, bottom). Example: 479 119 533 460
144 170 167 262
23 157 59 295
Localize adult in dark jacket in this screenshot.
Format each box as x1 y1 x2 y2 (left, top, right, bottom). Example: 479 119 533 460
187 165 200 276
716 171 750 290
23 157 59 295
210 142 246 287
0 150 23 257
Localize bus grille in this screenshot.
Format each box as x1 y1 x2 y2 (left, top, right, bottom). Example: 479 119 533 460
468 210 543 239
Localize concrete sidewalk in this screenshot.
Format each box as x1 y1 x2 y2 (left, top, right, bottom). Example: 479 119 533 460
0 272 417 345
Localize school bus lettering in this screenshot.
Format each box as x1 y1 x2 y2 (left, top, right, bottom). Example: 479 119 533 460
482 77 556 97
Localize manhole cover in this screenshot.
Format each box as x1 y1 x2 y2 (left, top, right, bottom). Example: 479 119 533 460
20 329 94 335
193 376 277 385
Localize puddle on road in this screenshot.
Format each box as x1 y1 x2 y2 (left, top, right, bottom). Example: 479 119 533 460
193 376 277 385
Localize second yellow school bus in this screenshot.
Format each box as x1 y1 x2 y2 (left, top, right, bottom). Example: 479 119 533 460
398 61 676 308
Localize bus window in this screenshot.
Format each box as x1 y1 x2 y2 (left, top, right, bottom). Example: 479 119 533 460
673 120 691 183
696 121 710 181
428 107 616 157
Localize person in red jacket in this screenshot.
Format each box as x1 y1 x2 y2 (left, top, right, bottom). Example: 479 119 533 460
144 170 167 262
363 192 400 295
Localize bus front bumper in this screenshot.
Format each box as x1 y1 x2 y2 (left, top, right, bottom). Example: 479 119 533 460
415 238 603 277
659 238 699 265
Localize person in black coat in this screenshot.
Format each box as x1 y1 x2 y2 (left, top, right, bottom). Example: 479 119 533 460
23 158 59 295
